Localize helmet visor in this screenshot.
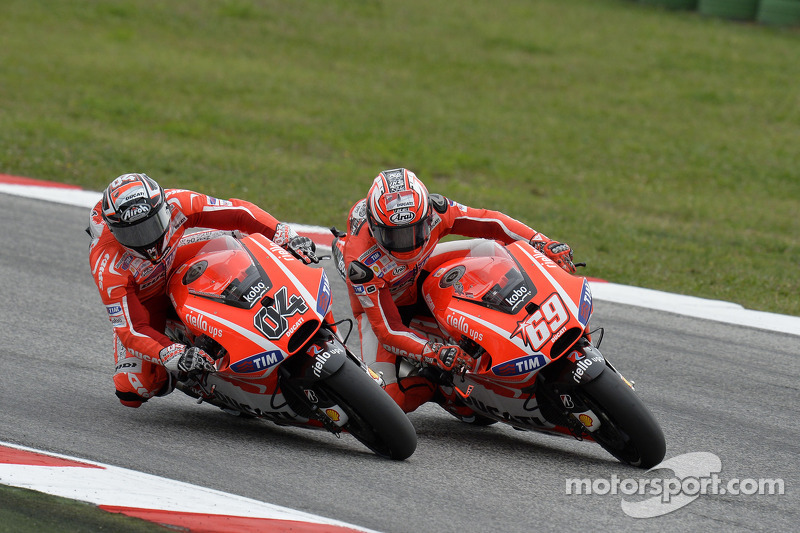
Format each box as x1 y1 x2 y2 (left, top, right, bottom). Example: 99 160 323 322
371 217 430 254
109 202 171 250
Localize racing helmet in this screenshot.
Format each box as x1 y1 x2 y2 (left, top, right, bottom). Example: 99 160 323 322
101 173 171 262
366 168 432 262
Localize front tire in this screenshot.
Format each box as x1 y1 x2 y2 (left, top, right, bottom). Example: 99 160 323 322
322 361 417 460
578 369 666 468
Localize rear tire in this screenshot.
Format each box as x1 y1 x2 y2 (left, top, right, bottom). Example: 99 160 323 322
578 369 666 468
322 361 417 460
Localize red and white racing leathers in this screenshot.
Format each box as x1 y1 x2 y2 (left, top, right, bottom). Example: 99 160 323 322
88 189 282 407
336 194 555 412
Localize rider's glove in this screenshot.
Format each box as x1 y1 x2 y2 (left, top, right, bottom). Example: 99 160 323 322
421 342 476 372
286 235 318 264
273 222 319 264
160 343 217 378
531 239 576 273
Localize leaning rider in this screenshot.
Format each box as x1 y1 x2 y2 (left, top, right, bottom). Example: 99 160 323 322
332 168 576 416
88 173 318 408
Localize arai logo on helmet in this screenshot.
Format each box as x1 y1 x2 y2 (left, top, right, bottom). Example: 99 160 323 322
389 210 416 224
121 204 151 222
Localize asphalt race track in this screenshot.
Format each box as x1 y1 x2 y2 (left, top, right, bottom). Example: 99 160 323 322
0 193 797 532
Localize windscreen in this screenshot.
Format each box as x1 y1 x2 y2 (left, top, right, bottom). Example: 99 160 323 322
457 240 536 314
185 235 273 309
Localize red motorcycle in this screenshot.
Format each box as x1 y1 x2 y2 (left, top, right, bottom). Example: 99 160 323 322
412 239 665 468
165 230 417 460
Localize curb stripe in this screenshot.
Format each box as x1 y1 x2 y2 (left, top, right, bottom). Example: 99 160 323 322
0 442 379 533
99 507 370 533
0 173 83 189
0 447 103 469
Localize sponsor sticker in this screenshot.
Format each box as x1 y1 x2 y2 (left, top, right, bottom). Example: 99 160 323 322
230 350 284 373
121 204 150 222
578 279 593 325
384 191 415 210
106 304 127 328
243 281 268 305
316 273 332 315
567 350 585 363
363 250 382 266
184 311 223 338
448 199 467 212
117 190 147 205
389 210 415 224
206 196 233 207
504 285 531 311
491 354 547 376
446 313 484 342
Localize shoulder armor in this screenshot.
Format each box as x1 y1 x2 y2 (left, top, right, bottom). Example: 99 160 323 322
430 193 448 214
349 199 368 236
348 260 374 284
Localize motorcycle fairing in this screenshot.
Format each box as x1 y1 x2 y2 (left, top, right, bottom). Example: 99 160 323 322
449 376 556 430
424 240 591 375
167 233 334 419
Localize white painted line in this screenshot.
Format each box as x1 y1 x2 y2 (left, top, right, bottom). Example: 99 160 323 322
0 441 379 532
589 281 799 336
0 183 101 208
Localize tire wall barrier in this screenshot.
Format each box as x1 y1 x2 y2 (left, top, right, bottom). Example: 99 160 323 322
756 0 800 25
637 0 800 26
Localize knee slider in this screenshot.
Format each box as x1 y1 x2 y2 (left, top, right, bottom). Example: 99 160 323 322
115 390 147 408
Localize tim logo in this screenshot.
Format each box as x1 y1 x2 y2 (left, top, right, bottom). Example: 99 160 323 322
315 273 332 315
578 279 592 325
363 250 382 266
230 350 284 373
491 354 547 376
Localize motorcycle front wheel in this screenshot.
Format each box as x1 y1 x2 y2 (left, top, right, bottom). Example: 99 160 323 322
578 369 666 468
321 361 417 460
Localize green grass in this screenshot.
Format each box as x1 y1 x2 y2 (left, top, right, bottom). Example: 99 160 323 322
1 0 798 316
0 485 170 532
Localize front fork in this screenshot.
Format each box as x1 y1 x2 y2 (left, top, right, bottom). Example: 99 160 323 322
281 329 384 431
537 337 633 436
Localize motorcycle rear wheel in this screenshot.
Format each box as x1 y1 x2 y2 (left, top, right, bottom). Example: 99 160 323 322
321 361 418 460
578 369 666 468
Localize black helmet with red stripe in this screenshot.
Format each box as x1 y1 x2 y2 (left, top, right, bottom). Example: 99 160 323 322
101 173 171 262
366 168 432 262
